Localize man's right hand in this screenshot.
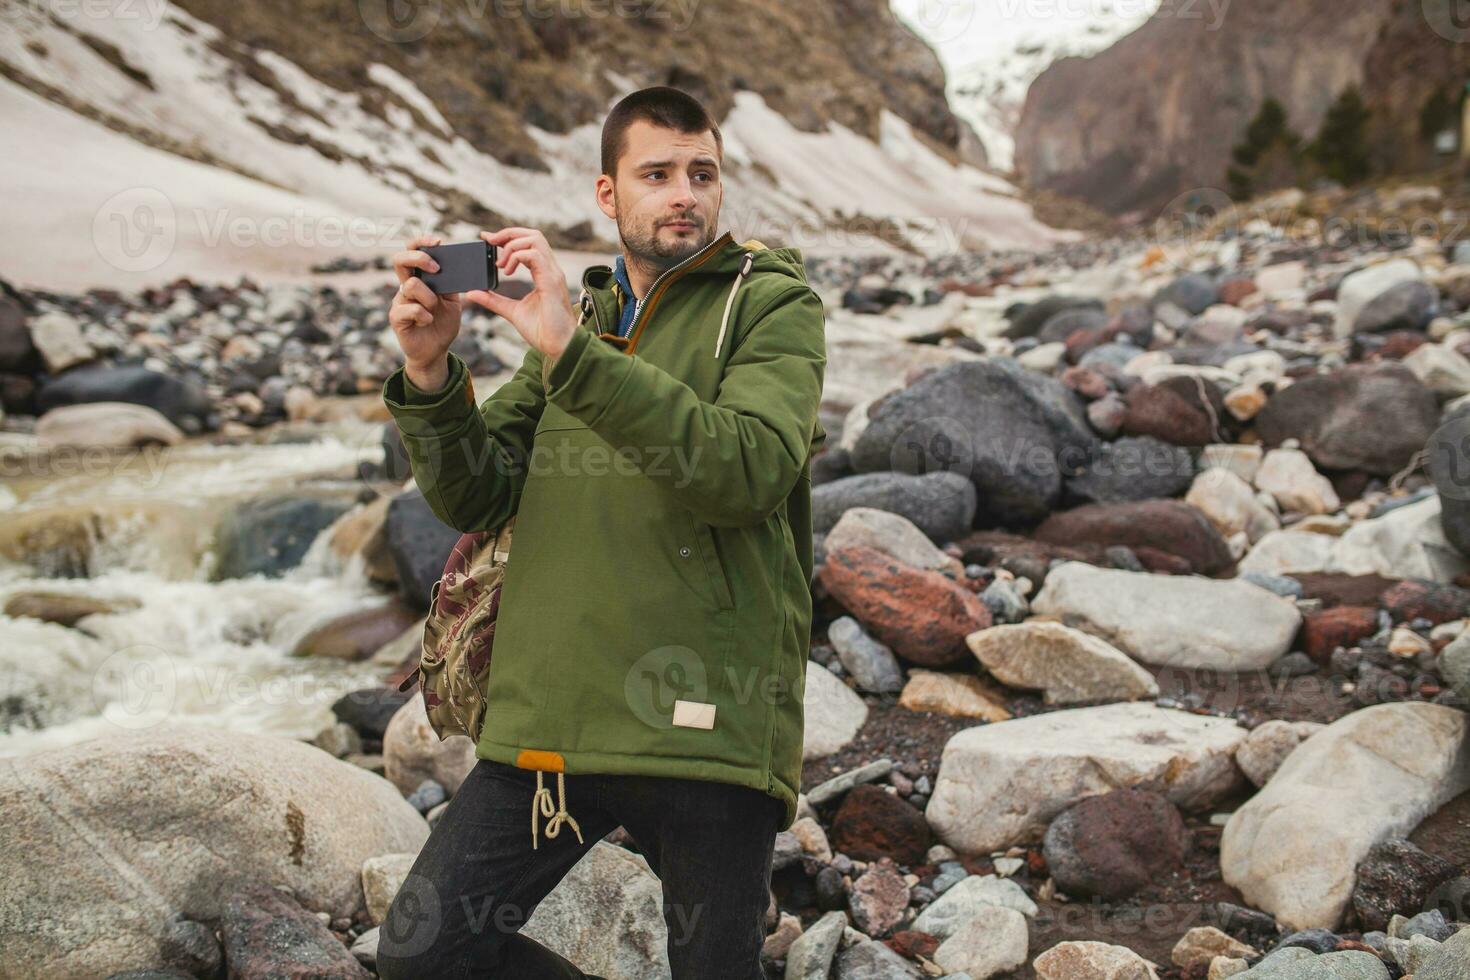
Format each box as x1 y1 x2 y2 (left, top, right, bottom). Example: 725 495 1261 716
389 234 461 392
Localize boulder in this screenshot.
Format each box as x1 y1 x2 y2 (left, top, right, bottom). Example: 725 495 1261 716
966 621 1158 705
0 726 427 977
1031 561 1300 671
36 362 214 432
818 545 990 667
1064 436 1194 506
812 471 976 544
1043 789 1189 901
382 695 478 795
848 359 1096 526
1033 940 1160 979
1254 365 1437 475
1329 496 1470 583
926 702 1246 853
803 665 868 759
1035 499 1235 574
36 402 185 449
897 669 1012 721
1221 702 1470 930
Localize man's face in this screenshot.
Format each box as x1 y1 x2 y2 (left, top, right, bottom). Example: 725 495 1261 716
599 119 722 271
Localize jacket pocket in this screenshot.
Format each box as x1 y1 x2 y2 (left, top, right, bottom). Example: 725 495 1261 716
688 514 735 611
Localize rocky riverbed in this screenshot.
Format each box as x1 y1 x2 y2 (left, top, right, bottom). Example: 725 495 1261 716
3 186 1470 977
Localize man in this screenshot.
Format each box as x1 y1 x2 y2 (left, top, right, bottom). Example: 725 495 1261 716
375 87 827 979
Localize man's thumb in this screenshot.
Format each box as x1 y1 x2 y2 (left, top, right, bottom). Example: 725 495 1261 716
463 289 511 318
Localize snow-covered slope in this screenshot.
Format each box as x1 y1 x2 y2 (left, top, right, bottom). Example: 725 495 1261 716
0 2 1070 291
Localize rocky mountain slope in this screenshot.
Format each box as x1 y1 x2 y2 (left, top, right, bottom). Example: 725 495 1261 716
0 0 1067 291
1014 0 1470 218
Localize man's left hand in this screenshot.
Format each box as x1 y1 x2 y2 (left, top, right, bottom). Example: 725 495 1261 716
464 227 578 358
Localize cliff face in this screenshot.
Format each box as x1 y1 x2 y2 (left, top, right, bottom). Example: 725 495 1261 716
1011 0 1399 215
165 0 967 173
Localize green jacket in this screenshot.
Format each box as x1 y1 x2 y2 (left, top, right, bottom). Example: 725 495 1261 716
382 231 828 839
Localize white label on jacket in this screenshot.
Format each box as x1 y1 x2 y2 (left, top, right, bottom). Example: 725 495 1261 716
672 700 716 730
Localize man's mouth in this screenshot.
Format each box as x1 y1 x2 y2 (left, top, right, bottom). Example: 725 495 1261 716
662 220 698 231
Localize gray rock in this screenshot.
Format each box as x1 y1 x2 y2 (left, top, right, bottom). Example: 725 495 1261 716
849 360 1097 526
785 910 848 979
828 617 905 694
813 471 976 543
833 938 924 979
212 494 352 580
1354 280 1438 334
1065 435 1195 505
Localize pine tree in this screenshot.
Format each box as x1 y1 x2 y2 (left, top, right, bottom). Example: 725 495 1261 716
1311 87 1372 185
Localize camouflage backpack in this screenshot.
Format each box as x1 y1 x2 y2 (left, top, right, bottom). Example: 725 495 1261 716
396 515 516 742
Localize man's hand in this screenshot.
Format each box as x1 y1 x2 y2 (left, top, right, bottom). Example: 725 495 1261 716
388 234 461 392
464 228 577 359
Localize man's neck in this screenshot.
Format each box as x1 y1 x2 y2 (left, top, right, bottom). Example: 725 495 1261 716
620 252 671 302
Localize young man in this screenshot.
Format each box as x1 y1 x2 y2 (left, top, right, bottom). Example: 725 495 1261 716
375 88 827 979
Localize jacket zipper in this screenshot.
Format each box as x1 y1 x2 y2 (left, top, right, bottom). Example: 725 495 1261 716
622 232 733 355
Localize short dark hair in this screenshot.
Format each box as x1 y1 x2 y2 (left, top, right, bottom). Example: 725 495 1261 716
600 86 723 178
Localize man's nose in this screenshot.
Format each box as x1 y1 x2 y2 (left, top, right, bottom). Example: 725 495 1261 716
668 176 698 209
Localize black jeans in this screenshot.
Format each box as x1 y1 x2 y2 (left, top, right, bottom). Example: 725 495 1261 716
376 757 785 979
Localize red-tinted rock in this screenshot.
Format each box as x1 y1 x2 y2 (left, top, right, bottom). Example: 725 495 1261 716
1293 573 1398 609
818 545 990 666
1042 789 1189 901
830 783 932 866
887 931 940 960
1121 376 1231 447
1383 579 1470 626
1301 606 1379 663
1035 499 1234 575
221 883 370 979
1218 277 1259 306
1061 366 1110 400
1371 331 1429 361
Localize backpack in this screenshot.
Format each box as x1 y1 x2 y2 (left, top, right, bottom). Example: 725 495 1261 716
395 515 516 742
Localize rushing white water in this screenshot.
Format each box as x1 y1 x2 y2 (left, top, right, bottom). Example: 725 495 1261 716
0 418 408 758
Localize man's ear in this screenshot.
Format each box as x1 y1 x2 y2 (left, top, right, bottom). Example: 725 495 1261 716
595 174 617 221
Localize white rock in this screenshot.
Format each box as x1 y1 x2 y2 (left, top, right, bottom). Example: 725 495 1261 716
362 852 416 924
1198 443 1264 484
1033 940 1161 979
1256 262 1306 296
1404 343 1470 398
1221 702 1470 930
1172 926 1257 968
29 310 95 372
36 401 185 449
1234 719 1326 787
0 726 428 977
1255 448 1340 516
825 507 958 573
912 874 1038 939
1329 496 1470 583
383 695 478 796
1334 258 1422 338
1186 468 1280 543
932 906 1029 979
1236 529 1337 577
926 702 1246 853
803 662 868 758
523 841 672 978
1018 341 1068 373
966 621 1158 704
1031 562 1300 671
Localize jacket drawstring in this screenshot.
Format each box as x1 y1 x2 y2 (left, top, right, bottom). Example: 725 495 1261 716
531 769 583 850
714 252 756 358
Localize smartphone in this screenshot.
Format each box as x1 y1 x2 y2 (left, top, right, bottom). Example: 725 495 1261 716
412 240 498 295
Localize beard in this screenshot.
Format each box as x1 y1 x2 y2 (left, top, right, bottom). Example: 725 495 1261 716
615 199 716 275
